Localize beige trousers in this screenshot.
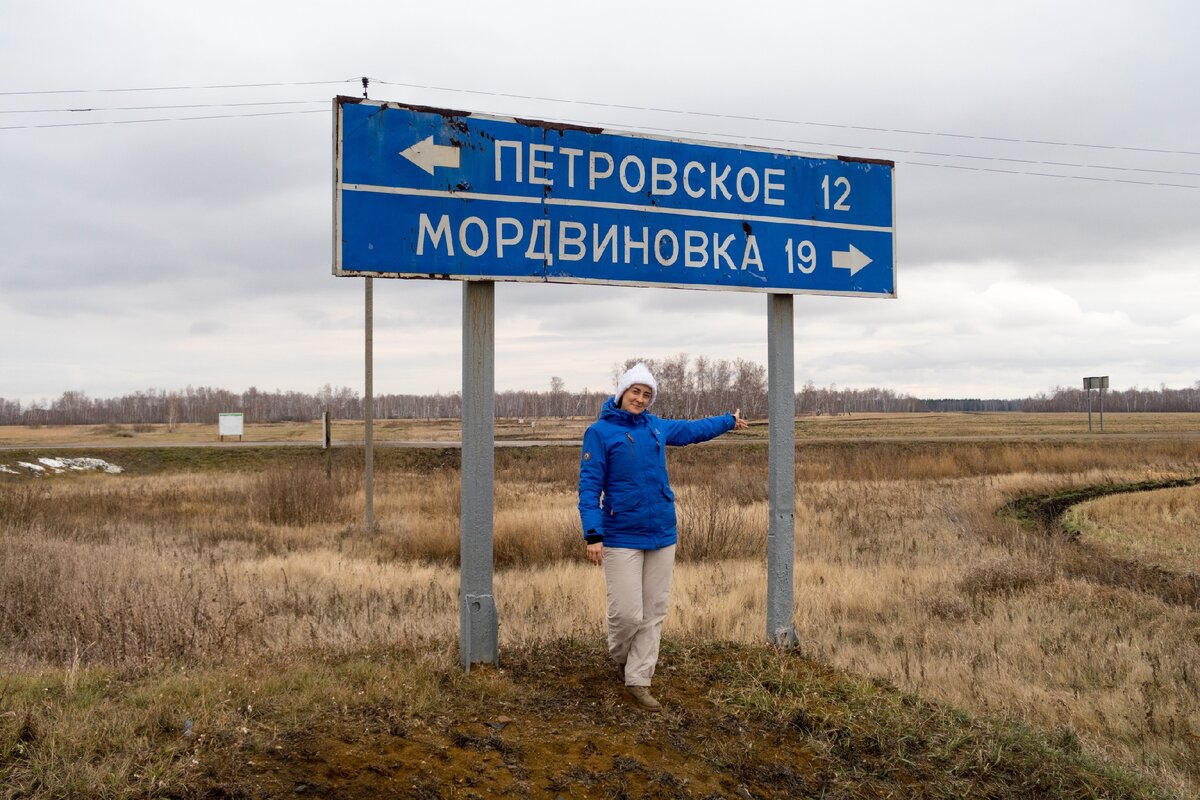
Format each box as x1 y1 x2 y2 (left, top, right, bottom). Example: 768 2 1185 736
602 544 676 687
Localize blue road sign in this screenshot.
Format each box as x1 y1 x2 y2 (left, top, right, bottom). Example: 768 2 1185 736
334 97 895 297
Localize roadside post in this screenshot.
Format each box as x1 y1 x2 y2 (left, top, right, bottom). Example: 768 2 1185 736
1083 376 1109 432
362 78 376 533
461 281 498 666
767 294 798 645
333 97 896 668
323 409 332 478
365 276 375 531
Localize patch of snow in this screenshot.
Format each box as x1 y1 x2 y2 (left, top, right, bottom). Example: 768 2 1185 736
1 457 124 476
36 457 124 474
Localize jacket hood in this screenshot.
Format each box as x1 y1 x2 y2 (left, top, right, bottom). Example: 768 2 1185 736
600 396 649 426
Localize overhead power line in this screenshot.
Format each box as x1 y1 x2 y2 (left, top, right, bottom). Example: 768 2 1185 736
907 161 1194 189
0 100 325 114
5 97 1195 179
0 109 324 131
371 78 1200 159
0 79 354 96
0 76 1196 189
1 107 1194 190
541 115 1200 185
3 75 1194 159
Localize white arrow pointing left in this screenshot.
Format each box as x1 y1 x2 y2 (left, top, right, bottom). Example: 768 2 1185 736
831 244 873 276
399 136 461 176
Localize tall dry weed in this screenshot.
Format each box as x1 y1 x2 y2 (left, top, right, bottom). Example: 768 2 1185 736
0 482 51 529
957 556 1054 601
0 539 261 664
493 499 579 567
251 465 358 525
676 488 763 561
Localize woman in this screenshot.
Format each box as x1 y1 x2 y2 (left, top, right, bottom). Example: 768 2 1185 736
578 362 748 711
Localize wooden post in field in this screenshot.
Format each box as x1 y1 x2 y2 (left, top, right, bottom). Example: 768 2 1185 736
323 409 332 478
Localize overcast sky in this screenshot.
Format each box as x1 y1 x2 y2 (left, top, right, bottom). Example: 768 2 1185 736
3 1 1198 405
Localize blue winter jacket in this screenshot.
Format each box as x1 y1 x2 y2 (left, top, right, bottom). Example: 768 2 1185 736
578 398 736 550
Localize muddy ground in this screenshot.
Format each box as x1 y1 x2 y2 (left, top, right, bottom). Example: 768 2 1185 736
189 640 1152 800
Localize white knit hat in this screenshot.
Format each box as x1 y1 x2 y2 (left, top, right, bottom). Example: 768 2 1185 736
614 363 657 408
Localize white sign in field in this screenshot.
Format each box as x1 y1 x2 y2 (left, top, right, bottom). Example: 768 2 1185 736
218 413 244 439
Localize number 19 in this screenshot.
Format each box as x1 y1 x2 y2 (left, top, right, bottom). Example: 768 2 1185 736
785 239 817 274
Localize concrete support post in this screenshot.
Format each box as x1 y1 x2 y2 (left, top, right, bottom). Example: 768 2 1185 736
766 293 798 645
365 277 375 531
460 280 499 669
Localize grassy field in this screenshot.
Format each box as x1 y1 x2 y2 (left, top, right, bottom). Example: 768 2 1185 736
2 411 1198 449
2 414 1199 797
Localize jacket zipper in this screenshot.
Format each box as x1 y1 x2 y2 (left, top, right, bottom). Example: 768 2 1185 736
609 434 637 518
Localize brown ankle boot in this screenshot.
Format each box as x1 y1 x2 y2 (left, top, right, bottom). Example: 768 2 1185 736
624 685 662 712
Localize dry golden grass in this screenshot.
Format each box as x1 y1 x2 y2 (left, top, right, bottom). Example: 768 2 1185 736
794 411 1200 439
2 426 1199 794
0 417 589 447
1066 483 1200 575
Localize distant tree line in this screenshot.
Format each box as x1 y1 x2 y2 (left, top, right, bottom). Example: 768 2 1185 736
2 359 1197 425
1022 383 1200 413
924 398 1026 412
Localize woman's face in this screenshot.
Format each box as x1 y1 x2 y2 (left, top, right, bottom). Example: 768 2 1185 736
620 384 653 414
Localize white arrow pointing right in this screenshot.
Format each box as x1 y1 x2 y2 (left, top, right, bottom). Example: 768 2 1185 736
831 244 873 276
399 136 461 176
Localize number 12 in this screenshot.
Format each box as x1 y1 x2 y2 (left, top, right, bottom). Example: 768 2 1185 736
822 175 851 211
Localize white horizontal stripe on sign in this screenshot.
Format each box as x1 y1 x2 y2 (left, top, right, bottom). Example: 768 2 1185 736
340 183 894 234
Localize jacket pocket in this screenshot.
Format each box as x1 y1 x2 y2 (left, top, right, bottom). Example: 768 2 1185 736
605 490 647 516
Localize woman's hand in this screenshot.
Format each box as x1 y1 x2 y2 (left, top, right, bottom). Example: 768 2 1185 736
733 408 749 430
586 542 604 565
